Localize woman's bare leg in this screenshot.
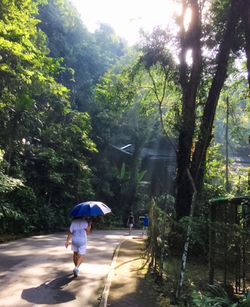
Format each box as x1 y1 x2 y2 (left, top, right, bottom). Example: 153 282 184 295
73 252 78 266
76 255 84 268
129 224 132 235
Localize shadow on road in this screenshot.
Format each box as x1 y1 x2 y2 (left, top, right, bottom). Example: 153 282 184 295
21 273 76 304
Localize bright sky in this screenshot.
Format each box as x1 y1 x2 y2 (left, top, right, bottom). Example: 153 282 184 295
70 0 178 45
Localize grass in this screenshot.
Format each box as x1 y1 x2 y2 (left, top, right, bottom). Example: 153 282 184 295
145 256 211 306
146 253 250 307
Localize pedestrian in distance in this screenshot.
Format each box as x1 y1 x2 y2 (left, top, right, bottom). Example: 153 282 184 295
142 214 149 236
65 217 92 277
127 212 135 235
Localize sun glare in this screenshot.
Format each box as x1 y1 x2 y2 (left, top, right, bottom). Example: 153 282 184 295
184 7 192 31
70 0 181 45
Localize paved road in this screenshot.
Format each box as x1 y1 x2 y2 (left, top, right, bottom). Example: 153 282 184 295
0 229 141 307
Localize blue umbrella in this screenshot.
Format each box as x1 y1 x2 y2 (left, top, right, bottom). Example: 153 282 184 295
70 201 111 218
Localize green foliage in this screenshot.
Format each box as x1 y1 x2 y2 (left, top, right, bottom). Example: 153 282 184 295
203 144 227 200
0 0 99 235
93 58 161 212
38 0 126 112
136 29 181 138
146 197 175 275
179 215 209 255
0 185 39 234
192 284 250 307
207 0 244 56
216 79 250 147
0 149 23 193
0 172 23 193
0 0 248 242
93 23 126 71
192 284 234 307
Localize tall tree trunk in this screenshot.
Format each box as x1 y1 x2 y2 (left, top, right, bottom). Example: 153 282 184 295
241 0 250 89
191 0 242 193
128 140 142 211
175 0 202 218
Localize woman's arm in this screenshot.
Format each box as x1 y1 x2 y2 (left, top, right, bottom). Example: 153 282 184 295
65 231 72 248
86 221 92 234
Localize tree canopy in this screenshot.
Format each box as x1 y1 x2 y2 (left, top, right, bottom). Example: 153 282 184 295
0 0 249 240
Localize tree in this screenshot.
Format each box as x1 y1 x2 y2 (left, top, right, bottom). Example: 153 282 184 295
0 0 97 232
175 0 249 218
38 0 126 112
94 61 159 212
132 0 249 219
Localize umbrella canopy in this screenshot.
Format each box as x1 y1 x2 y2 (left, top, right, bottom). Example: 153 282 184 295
70 201 111 218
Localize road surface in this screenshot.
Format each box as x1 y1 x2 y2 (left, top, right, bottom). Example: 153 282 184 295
0 229 140 307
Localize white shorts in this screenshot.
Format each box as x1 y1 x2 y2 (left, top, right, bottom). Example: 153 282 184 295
71 244 87 255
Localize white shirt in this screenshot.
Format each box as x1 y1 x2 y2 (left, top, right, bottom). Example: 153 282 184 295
70 219 88 247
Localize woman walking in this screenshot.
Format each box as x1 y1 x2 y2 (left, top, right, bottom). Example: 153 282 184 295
65 217 92 277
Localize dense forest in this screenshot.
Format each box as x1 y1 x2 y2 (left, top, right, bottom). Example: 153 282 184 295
0 0 128 233
0 0 249 305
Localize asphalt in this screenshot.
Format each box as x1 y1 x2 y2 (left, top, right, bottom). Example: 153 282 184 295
0 230 159 307
0 230 142 307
